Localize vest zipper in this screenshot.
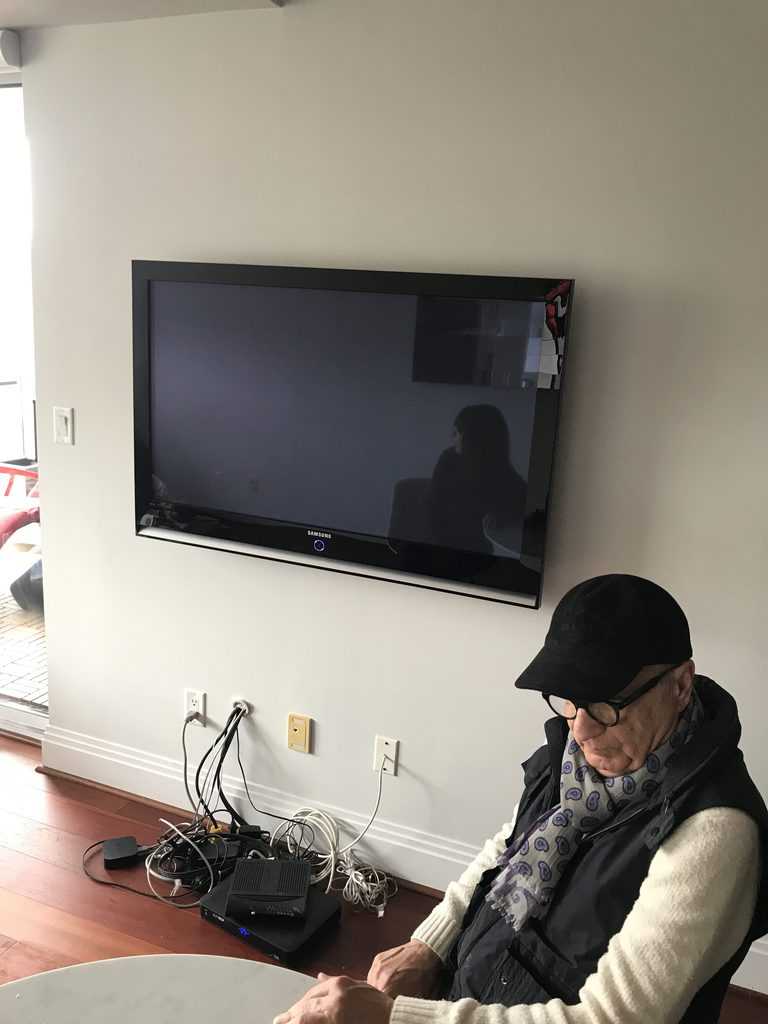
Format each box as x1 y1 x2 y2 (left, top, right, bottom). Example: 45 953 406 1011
586 802 651 843
585 746 722 844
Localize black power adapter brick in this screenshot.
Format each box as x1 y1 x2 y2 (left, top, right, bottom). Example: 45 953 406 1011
103 836 151 869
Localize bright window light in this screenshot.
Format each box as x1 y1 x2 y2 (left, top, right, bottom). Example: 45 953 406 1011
0 86 35 461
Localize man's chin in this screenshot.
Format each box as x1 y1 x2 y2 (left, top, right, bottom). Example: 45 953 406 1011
583 750 626 776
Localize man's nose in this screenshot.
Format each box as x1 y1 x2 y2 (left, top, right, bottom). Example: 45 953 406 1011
572 707 606 743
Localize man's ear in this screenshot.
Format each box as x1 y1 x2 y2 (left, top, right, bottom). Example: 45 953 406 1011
674 660 695 709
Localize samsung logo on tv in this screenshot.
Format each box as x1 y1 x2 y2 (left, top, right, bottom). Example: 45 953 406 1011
307 530 332 540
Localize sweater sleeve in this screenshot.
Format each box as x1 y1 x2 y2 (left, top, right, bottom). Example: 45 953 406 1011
411 807 519 961
394 807 760 1024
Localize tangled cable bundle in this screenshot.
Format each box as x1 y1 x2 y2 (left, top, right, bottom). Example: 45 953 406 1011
83 702 396 915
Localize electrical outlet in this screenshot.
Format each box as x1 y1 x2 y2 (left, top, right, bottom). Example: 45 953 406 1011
288 713 311 753
373 735 399 776
184 688 206 726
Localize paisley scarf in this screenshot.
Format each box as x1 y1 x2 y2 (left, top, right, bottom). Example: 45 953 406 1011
487 690 703 931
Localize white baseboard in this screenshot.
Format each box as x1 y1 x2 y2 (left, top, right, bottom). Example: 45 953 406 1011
42 725 477 891
41 724 768 995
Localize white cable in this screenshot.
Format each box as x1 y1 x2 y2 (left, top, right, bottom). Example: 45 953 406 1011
339 757 385 854
336 856 398 915
145 848 197 907
269 757 397 914
145 817 215 908
145 820 202 882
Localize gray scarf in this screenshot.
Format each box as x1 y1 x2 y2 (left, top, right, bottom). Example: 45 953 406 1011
488 690 703 931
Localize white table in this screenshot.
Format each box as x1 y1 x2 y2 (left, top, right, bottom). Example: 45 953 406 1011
0 954 316 1024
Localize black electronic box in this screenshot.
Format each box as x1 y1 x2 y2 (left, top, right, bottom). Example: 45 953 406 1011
227 858 312 919
200 874 340 960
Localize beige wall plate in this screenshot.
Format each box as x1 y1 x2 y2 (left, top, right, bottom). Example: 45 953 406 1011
287 713 311 753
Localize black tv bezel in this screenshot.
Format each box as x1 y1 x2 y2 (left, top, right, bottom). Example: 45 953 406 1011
132 260 573 608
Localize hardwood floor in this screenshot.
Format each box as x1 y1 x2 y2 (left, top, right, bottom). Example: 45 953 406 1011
0 734 438 981
0 734 765 1021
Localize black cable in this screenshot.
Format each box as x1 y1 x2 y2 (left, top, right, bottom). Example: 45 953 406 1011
160 829 229 872
197 748 224 825
82 841 195 903
207 710 249 830
152 823 232 874
213 712 275 854
201 710 308 854
194 708 239 822
204 721 241 819
214 709 251 829
193 715 232 822
147 822 238 896
234 727 316 854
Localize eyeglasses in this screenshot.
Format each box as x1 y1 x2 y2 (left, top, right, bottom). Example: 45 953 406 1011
543 665 679 727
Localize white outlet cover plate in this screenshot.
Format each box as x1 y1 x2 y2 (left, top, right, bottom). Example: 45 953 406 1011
184 688 206 726
373 735 399 775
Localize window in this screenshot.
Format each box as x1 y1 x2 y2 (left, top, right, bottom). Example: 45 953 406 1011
0 84 35 463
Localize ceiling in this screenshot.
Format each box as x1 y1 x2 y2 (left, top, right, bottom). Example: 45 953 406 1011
0 0 281 30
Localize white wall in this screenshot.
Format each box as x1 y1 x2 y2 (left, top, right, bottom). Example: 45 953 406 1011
19 0 768 986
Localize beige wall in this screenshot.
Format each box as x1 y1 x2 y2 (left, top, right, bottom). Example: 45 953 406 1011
19 0 767 980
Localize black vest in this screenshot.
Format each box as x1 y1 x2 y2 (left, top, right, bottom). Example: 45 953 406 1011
445 678 768 1022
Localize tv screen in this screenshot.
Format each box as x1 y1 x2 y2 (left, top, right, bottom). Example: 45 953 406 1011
133 262 573 607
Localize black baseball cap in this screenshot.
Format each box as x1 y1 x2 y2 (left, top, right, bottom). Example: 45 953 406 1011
514 574 693 702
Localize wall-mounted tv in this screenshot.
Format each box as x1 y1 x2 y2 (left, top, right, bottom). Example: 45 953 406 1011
132 261 573 608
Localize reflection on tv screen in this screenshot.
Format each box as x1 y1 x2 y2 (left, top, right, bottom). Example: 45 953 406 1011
149 282 555 560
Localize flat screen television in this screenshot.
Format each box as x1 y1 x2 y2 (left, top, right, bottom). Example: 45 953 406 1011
133 261 573 608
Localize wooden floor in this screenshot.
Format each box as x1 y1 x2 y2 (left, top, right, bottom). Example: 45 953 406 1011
0 734 765 1021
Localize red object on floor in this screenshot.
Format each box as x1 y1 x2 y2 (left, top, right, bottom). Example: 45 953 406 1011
0 506 40 549
0 464 40 550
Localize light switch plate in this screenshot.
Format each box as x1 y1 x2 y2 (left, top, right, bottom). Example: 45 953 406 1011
53 406 75 445
288 713 311 753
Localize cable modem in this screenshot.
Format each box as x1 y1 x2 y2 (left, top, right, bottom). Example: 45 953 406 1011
226 858 312 919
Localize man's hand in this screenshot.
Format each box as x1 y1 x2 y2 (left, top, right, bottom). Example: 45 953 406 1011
273 973 393 1024
367 939 444 998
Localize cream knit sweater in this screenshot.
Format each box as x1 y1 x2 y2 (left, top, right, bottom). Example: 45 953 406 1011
392 807 760 1024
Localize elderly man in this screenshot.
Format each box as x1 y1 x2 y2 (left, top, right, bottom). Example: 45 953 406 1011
275 575 768 1024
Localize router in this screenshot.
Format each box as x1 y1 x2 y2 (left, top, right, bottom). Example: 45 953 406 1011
227 858 312 919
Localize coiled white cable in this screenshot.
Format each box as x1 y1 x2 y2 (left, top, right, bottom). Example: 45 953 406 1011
270 758 397 914
145 817 215 908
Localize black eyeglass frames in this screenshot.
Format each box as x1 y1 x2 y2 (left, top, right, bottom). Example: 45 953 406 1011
543 664 683 727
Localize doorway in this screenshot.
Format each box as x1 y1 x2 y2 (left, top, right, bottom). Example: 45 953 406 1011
0 83 47 729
